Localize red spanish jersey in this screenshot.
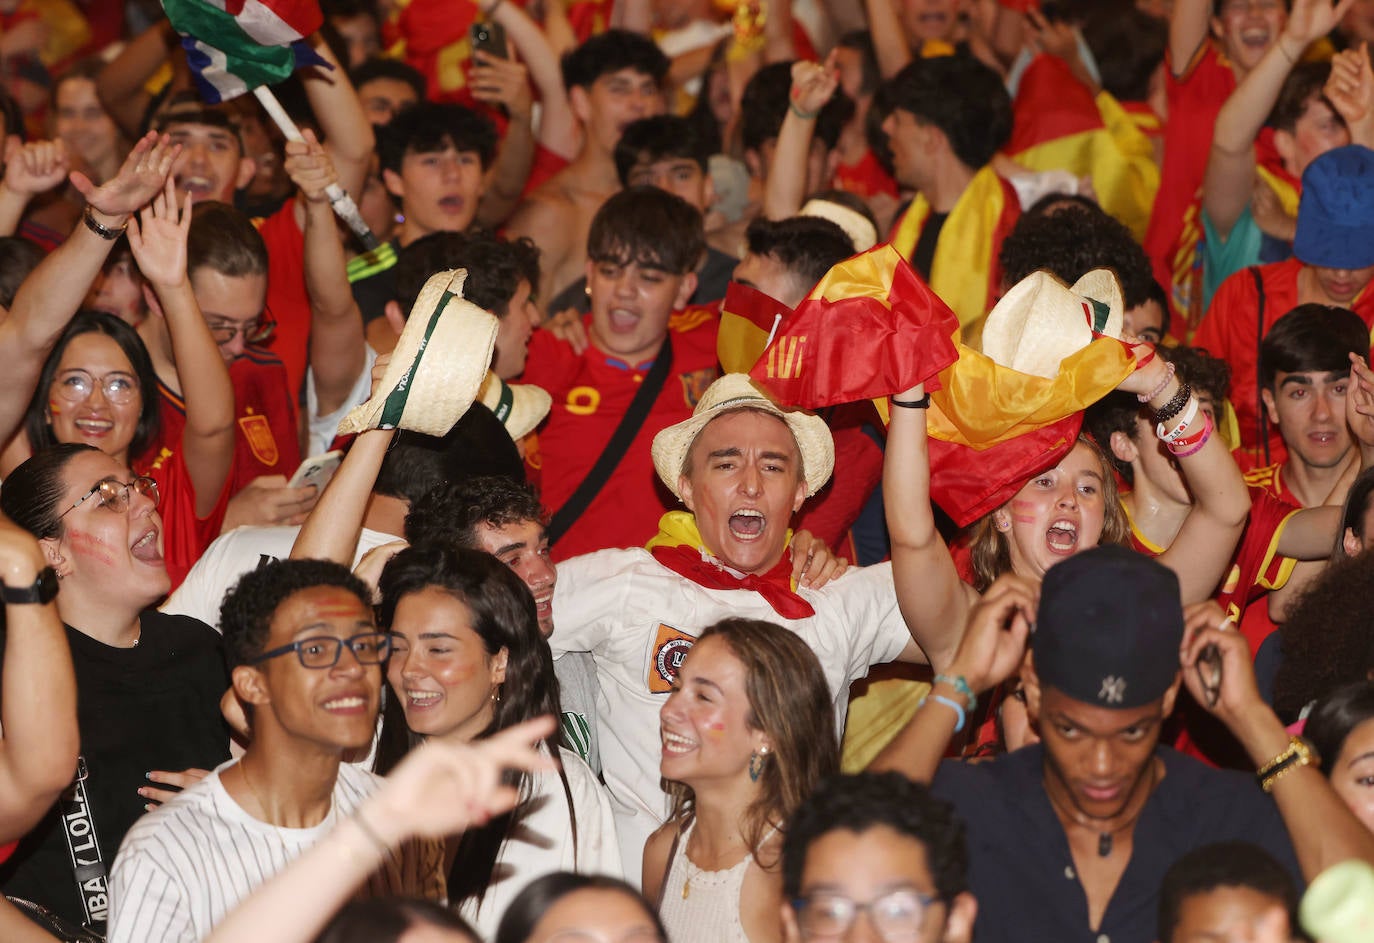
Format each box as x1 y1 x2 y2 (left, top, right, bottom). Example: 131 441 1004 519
521 307 721 561
256 201 310 396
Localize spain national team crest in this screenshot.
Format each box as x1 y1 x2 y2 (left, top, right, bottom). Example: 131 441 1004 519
679 367 719 408
239 412 279 467
648 623 695 693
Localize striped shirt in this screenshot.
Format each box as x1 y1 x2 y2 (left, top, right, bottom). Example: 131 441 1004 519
107 761 445 942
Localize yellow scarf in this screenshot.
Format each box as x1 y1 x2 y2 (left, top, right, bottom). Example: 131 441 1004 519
890 164 1008 345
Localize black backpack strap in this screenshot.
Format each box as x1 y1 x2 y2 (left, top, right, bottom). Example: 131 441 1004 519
547 335 675 545
1249 266 1270 466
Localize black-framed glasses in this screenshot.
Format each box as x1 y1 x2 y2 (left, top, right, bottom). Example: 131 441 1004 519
792 889 938 942
58 476 160 520
51 369 140 406
249 632 392 669
206 305 276 346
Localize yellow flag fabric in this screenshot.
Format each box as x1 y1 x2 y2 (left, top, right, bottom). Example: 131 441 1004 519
889 165 1014 346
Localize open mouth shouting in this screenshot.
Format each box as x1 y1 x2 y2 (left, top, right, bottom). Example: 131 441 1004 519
1045 519 1079 555
728 508 766 542
130 524 162 564
177 174 219 200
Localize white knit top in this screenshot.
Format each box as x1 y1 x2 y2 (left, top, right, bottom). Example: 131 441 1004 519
658 820 776 943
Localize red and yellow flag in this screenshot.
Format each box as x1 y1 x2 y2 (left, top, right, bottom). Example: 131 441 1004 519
1006 53 1159 240
748 246 960 408
717 282 792 375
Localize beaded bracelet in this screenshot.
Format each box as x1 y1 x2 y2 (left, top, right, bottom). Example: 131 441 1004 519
1157 396 1200 443
933 673 977 712
1136 361 1175 403
1153 382 1192 425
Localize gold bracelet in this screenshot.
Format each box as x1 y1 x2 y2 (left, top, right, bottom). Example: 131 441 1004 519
1256 736 1319 793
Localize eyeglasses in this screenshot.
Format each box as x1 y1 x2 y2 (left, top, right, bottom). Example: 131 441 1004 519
206 306 276 346
792 889 938 942
58 476 160 520
249 633 392 669
52 369 140 406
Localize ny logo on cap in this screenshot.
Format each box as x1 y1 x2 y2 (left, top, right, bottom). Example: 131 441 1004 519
1099 676 1126 705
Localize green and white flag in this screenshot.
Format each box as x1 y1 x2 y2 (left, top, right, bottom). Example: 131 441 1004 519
161 0 325 103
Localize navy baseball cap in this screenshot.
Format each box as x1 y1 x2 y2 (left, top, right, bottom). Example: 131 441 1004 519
1032 545 1184 709
1294 145 1374 271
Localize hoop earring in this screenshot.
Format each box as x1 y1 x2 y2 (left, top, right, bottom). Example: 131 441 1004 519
748 747 770 782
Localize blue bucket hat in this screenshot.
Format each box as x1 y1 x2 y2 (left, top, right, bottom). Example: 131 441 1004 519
1294 145 1374 271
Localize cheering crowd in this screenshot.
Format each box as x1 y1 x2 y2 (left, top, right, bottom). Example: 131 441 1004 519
3 0 1374 941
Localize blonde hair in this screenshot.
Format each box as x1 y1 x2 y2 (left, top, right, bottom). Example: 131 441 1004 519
968 435 1129 591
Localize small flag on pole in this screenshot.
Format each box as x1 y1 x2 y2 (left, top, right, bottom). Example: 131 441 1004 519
162 0 326 104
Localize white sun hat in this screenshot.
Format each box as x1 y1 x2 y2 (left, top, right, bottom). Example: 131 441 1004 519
978 269 1125 379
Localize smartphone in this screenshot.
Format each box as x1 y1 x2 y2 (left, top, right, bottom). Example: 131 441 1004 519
469 21 510 60
287 450 344 491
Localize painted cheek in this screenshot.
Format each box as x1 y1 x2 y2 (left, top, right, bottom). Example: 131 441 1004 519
1012 515 1036 524
68 530 115 566
704 721 727 739
48 399 62 416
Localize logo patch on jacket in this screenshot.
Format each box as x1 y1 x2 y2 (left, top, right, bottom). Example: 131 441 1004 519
648 623 695 693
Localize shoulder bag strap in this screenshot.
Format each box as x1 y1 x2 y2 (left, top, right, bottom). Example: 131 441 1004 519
1249 266 1270 466
547 335 675 545
60 755 110 935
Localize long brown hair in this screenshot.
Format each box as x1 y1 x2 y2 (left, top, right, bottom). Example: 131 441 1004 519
665 618 839 868
968 435 1129 591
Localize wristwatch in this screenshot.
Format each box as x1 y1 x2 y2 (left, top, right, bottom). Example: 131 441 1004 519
1 566 59 605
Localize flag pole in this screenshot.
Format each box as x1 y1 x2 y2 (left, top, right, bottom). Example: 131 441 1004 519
252 85 380 251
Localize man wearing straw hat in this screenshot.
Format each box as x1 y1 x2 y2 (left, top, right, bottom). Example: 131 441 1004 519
548 373 960 880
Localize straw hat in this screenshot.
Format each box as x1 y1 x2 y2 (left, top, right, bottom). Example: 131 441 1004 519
978 269 1125 379
477 371 551 442
651 374 834 499
337 269 498 437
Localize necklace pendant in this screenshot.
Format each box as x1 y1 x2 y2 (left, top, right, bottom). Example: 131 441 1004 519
682 877 690 900
1098 833 1112 857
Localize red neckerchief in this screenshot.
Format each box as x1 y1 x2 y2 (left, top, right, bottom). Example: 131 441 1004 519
649 544 816 620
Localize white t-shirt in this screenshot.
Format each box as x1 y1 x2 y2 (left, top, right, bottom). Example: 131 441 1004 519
459 745 623 939
549 548 914 881
162 524 399 629
305 346 377 457
106 761 445 943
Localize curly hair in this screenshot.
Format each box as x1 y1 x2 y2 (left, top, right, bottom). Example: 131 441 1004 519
998 205 1158 310
1272 553 1374 717
377 102 498 175
219 558 372 668
665 619 838 869
967 437 1130 591
404 476 546 551
374 546 563 907
781 771 968 901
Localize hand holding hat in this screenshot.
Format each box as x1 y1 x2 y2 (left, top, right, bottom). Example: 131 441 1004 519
337 269 499 438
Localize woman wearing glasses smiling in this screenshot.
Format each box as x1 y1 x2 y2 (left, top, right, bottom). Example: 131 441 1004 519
4 180 236 587
0 442 232 925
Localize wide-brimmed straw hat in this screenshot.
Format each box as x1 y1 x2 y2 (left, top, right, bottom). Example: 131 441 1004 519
337 269 498 437
978 269 1124 379
477 371 551 442
651 373 834 500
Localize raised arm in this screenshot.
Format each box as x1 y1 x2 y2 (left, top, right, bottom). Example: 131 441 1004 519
862 0 914 79
1122 357 1251 603
0 138 70 237
869 573 1036 779
1202 0 1344 240
128 181 236 517
0 514 78 841
1181 609 1374 878
96 20 181 139
764 54 837 220
1327 44 1374 151
484 0 580 159
289 130 366 419
299 33 375 205
0 132 179 453
469 50 536 229
290 422 393 564
884 383 980 649
201 719 556 943
1169 0 1218 77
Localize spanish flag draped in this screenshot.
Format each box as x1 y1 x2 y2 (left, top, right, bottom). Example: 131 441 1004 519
1006 53 1159 241
747 246 960 407
888 165 1020 345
